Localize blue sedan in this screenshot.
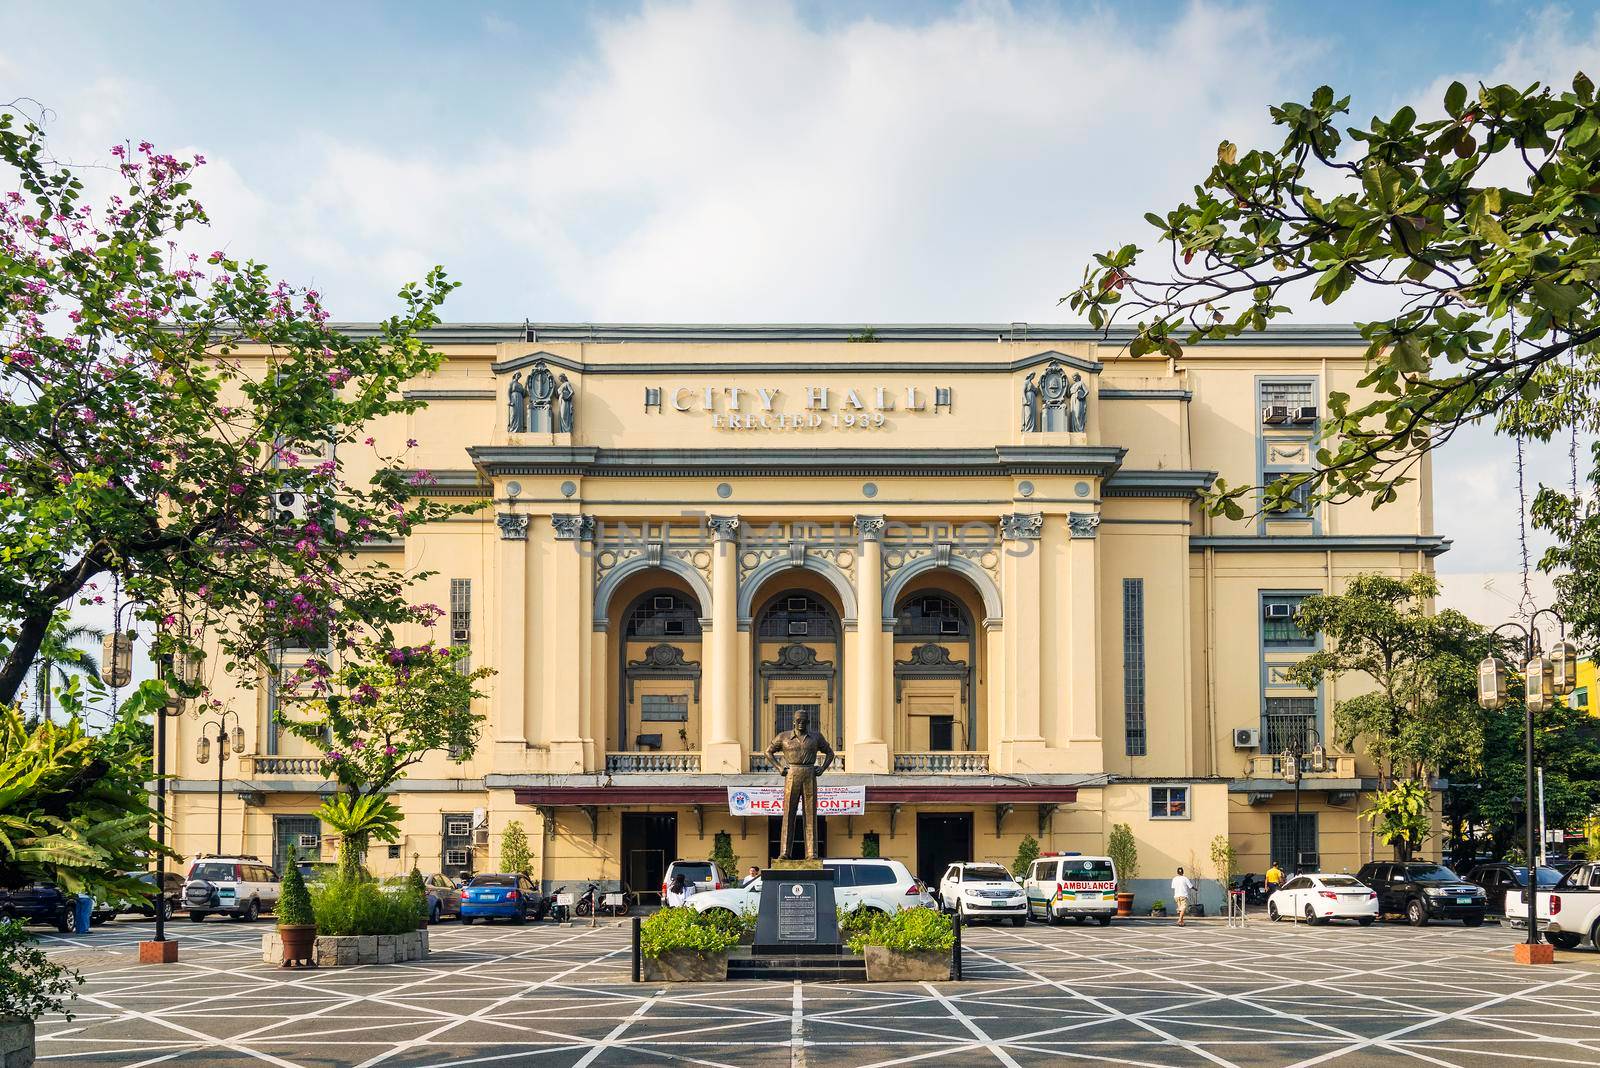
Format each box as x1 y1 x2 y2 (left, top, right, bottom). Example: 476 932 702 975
460 874 539 924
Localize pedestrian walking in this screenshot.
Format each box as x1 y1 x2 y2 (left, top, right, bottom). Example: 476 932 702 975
1265 861 1284 898
1171 867 1195 927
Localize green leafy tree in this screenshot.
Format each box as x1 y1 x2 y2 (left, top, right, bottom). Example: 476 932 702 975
710 830 738 883
1287 573 1487 785
1362 780 1434 860
501 820 533 877
1107 823 1139 890
280 643 491 803
314 793 403 883
1012 834 1041 878
0 108 469 709
1209 835 1239 887
1067 75 1600 519
1534 442 1600 648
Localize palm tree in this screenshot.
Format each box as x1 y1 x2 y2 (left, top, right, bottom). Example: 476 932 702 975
33 619 104 726
315 793 404 882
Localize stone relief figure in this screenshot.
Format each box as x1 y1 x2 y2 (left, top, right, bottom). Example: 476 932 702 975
556 374 575 433
1020 372 1038 432
1069 373 1089 433
1038 361 1068 431
506 372 528 433
528 361 556 431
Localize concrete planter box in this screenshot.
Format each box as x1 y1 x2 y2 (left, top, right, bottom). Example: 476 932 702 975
261 928 428 967
640 949 728 982
863 947 951 982
0 1017 34 1068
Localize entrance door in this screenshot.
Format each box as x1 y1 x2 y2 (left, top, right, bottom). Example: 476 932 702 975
622 813 677 903
916 812 973 888
767 813 829 862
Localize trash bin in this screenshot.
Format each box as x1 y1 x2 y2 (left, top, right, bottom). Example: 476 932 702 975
74 894 94 934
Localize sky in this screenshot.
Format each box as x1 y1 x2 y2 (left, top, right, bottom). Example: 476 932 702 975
2 0 1595 590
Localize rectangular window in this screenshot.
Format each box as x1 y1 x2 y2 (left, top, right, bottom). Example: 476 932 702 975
1262 595 1313 647
1270 812 1318 871
1263 472 1313 518
1123 579 1146 756
1572 686 1588 710
928 716 954 752
1260 381 1315 409
266 675 279 755
774 702 818 734
1263 697 1316 753
450 579 471 672
640 694 688 721
1150 785 1190 819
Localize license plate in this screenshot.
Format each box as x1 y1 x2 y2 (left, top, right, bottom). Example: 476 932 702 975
1457 897 1471 905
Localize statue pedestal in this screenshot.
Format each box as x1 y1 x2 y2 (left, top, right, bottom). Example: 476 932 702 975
753 867 840 956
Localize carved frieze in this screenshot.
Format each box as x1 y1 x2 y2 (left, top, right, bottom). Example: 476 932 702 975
1000 512 1044 541
1068 512 1101 540
552 513 596 542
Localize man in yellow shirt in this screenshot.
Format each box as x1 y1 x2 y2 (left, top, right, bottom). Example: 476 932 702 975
1266 862 1284 897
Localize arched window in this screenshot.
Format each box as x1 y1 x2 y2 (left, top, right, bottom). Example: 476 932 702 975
756 592 838 641
894 592 971 638
624 591 703 639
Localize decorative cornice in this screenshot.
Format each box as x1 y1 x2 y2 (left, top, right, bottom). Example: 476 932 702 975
1099 388 1194 401
496 513 529 541
466 445 1126 480
512 322 1367 346
400 389 498 400
397 469 492 497
1189 535 1451 556
552 513 596 542
1068 513 1101 540
1000 512 1044 540
855 515 886 542
1103 469 1217 498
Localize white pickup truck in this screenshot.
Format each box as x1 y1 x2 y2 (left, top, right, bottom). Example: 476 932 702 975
1505 861 1600 950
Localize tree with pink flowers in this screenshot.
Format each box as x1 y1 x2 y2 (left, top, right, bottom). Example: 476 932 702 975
0 107 471 707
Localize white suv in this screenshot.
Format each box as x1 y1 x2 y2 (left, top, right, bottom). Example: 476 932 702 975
183 856 280 922
1024 854 1118 925
689 858 933 918
938 862 1028 926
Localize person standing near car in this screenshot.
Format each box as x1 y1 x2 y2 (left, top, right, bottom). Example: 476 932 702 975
1266 862 1284 898
665 872 696 907
1171 867 1196 927
743 865 760 887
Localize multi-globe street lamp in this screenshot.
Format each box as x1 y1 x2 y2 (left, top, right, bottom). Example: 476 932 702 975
1280 724 1326 875
194 709 246 855
1476 609 1578 960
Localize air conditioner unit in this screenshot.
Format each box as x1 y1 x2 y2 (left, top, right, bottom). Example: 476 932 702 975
1264 602 1293 620
787 620 810 637
444 849 469 867
473 828 489 847
786 596 808 612
298 834 319 849
274 489 305 524
1261 405 1290 425
1233 728 1260 749
940 619 961 635
652 595 675 611
1292 404 1318 423
452 627 470 643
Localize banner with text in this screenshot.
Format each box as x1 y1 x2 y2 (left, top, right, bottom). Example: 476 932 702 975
727 785 865 816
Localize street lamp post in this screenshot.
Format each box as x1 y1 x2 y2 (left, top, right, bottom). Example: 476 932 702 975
1477 609 1577 965
1281 724 1326 875
194 710 245 855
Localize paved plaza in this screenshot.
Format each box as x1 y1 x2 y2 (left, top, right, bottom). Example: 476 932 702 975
29 915 1600 1068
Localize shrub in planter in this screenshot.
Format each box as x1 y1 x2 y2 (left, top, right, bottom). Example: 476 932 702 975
1149 900 1167 916
310 879 423 937
407 867 429 927
1 918 82 1062
638 907 740 981
847 907 954 982
276 857 317 968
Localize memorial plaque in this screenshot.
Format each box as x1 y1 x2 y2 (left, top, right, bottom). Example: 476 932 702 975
777 882 818 941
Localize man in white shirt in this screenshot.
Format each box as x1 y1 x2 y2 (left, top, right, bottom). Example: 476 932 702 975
1171 867 1196 927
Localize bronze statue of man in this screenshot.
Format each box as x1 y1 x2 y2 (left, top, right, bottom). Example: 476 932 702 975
764 708 836 861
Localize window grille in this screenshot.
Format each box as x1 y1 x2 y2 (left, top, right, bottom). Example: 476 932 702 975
1123 579 1146 756
450 579 472 672
1262 596 1313 646
1260 381 1314 408
1263 698 1317 752
640 694 688 721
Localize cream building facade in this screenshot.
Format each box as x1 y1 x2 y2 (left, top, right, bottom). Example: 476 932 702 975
165 323 1449 906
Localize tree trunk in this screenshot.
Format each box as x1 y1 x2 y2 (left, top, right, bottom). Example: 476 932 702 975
0 610 53 708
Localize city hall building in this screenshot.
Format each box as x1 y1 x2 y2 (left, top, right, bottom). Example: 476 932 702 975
166 323 1448 904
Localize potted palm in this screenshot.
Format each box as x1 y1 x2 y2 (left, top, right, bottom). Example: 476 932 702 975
276 852 317 968
1108 823 1139 917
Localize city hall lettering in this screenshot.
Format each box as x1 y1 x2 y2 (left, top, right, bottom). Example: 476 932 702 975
643 383 953 430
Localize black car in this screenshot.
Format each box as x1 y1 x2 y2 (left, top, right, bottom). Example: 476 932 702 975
0 882 74 932
117 871 186 921
1462 863 1563 915
1355 861 1487 926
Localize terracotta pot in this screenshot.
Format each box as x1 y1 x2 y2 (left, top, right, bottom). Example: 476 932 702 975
278 924 318 969
1115 892 1135 917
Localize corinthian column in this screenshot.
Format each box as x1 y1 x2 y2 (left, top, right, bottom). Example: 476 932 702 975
703 515 741 773
851 515 889 773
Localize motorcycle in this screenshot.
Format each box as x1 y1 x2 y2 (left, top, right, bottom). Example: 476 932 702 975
1230 874 1269 907
531 888 555 921
575 882 633 918
546 886 569 922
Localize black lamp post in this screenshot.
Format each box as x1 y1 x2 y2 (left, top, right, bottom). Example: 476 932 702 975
1478 609 1577 959
194 710 245 855
1281 724 1326 875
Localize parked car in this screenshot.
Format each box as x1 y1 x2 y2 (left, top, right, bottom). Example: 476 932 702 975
295 861 339 885
460 873 540 924
689 858 934 919
1267 873 1378 925
0 882 74 932
183 856 280 922
661 860 726 899
937 862 1027 926
1462 863 1564 915
1023 854 1118 926
381 872 462 924
1505 860 1600 949
1354 861 1486 926
116 871 185 921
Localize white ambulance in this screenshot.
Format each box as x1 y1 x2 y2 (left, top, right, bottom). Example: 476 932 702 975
1024 853 1118 925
